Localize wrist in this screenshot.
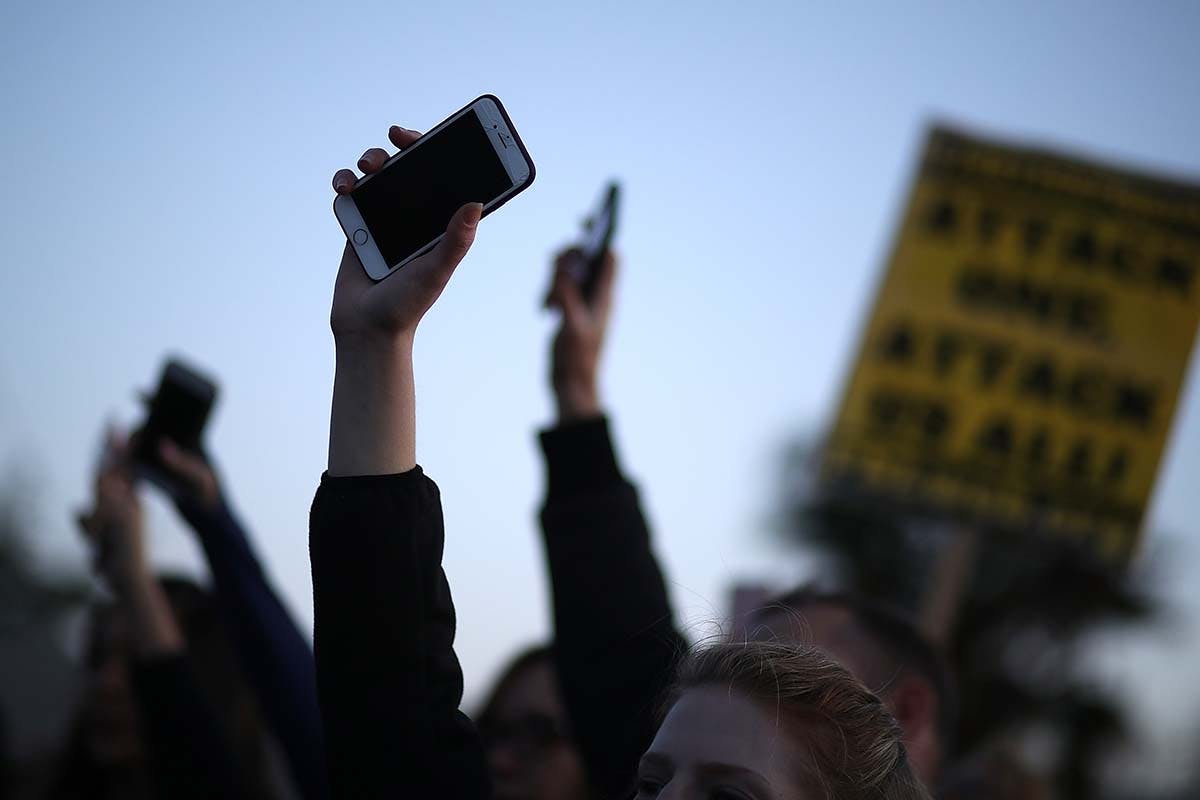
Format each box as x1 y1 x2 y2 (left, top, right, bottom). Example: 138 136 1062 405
125 578 185 657
334 329 416 362
555 382 602 423
112 561 154 599
329 333 419 476
176 484 221 515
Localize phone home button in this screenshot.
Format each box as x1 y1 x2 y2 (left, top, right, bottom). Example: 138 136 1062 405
353 228 368 245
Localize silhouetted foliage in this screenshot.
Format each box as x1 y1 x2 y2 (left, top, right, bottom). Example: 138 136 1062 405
0 470 88 634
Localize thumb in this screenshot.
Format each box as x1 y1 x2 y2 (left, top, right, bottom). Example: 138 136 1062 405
427 202 482 280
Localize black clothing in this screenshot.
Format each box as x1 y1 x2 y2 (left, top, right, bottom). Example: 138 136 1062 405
309 469 490 798
131 654 253 800
539 418 685 799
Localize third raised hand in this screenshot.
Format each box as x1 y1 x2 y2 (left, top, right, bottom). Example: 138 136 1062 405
545 248 619 422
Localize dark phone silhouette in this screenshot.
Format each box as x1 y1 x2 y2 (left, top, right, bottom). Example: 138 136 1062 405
574 182 620 300
132 359 218 485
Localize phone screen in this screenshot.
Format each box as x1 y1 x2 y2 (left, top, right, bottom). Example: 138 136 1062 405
353 110 514 267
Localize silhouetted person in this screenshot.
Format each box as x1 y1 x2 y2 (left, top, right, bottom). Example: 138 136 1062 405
147 437 327 799
54 438 274 799
311 125 492 797
533 247 954 795
641 641 931 799
50 580 275 800
747 589 953 783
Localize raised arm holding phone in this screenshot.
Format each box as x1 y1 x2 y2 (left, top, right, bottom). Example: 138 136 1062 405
74 435 254 800
310 119 500 798
126 360 330 800
153 442 330 800
537 237 687 799
534 198 945 798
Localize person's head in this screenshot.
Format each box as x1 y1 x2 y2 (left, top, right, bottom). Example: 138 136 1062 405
76 602 142 769
477 645 589 800
58 576 272 798
746 590 954 786
638 641 931 800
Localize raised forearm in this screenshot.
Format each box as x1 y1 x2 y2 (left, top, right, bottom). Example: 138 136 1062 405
120 573 184 658
328 335 416 477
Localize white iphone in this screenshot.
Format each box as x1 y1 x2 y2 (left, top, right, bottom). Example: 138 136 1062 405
334 94 536 281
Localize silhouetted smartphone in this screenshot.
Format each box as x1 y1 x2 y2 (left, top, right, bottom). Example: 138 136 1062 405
334 94 537 281
573 181 620 300
132 359 218 485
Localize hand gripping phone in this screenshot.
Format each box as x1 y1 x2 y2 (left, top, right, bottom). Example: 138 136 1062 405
334 95 537 281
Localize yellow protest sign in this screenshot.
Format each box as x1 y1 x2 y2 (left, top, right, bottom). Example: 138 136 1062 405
823 126 1200 563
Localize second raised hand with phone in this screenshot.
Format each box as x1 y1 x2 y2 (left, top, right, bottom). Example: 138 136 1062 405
334 95 536 281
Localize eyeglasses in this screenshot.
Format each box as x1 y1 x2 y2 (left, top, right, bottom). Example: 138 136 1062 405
480 713 570 755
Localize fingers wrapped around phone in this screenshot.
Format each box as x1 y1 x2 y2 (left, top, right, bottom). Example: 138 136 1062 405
388 125 421 150
357 148 389 174
333 125 424 194
544 248 585 310
332 169 357 195
543 248 619 317
547 251 590 331
158 438 221 511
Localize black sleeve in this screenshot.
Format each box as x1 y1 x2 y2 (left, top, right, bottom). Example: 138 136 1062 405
130 654 253 800
308 468 490 799
539 417 687 799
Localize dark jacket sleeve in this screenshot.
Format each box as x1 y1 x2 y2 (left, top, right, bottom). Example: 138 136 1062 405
539 417 687 799
131 654 253 800
308 469 490 799
177 497 329 800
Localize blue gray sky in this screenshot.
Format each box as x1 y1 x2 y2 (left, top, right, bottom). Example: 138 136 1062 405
3 2 1200 755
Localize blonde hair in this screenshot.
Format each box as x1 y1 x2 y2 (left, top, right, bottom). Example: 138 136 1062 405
665 641 932 800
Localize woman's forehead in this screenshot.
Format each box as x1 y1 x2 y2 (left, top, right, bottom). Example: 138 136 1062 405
490 659 563 718
649 685 816 785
